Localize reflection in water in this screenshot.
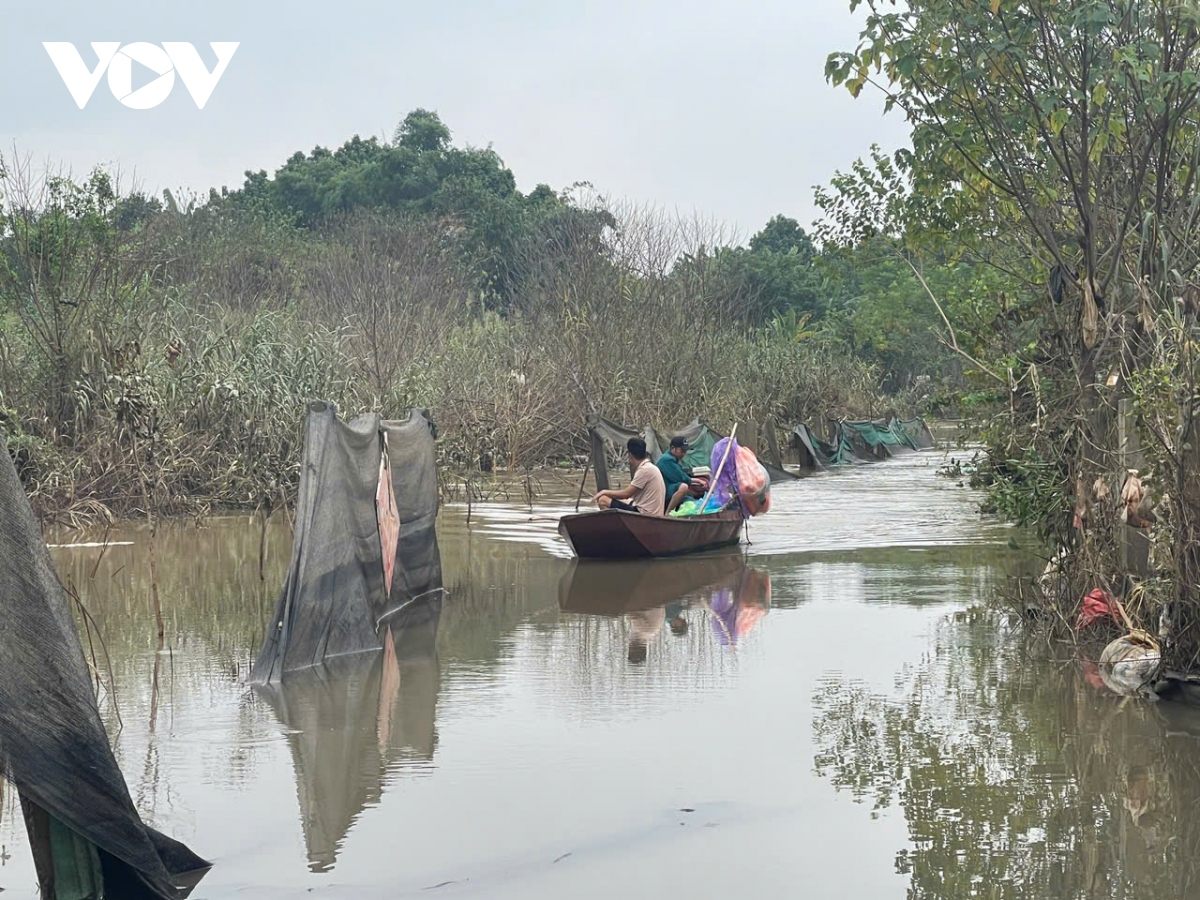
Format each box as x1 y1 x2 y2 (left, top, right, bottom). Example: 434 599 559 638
557 554 771 670
253 597 441 873
812 608 1200 899
557 553 749 617
705 567 770 647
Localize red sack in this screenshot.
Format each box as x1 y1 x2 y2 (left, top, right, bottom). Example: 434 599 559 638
1076 588 1117 630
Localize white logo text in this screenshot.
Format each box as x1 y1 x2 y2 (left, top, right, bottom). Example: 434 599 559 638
43 42 239 109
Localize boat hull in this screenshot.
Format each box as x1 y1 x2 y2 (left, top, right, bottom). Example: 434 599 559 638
557 509 744 559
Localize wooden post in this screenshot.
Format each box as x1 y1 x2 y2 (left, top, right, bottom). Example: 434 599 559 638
588 428 610 493
826 418 840 445
761 418 783 469
575 455 591 511
739 421 759 457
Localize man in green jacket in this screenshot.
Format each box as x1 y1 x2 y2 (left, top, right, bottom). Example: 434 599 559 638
656 436 695 513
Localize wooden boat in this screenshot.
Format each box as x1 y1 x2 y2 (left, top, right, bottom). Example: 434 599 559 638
557 508 744 559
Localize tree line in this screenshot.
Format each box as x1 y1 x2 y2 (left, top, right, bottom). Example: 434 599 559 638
0 108 966 523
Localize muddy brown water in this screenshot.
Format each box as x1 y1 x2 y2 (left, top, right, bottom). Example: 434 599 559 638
4 449 1200 897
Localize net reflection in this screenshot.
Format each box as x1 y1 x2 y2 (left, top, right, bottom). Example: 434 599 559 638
253 595 441 873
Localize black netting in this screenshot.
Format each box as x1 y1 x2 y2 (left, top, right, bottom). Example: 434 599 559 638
793 417 935 467
382 412 443 624
250 402 442 684
899 417 936 450
792 423 840 469
0 438 209 898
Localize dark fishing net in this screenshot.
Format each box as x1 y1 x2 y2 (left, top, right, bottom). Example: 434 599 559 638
791 422 841 469
793 417 936 468
382 411 443 626
250 402 442 684
0 438 209 898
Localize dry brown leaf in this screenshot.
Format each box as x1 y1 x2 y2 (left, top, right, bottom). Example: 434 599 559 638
1082 279 1099 348
1182 283 1200 317
1138 277 1155 335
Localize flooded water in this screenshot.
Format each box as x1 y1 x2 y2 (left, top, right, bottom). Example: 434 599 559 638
5 449 1200 897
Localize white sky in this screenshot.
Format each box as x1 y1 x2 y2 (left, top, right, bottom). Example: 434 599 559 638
2 0 911 239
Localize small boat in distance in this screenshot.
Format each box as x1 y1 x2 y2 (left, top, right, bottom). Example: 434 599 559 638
557 508 744 559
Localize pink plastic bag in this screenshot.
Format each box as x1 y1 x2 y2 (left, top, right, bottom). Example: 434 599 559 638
735 446 771 516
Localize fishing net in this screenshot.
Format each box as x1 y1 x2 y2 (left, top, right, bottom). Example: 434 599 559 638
792 422 841 469
0 438 209 898
895 417 935 450
250 402 442 684
792 417 935 469
841 418 929 455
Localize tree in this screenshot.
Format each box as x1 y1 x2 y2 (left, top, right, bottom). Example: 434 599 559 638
218 109 570 308
392 108 451 152
826 0 1200 658
749 214 816 260
0 159 144 440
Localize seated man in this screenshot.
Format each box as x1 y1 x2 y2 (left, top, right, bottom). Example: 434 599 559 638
657 435 702 513
593 437 667 516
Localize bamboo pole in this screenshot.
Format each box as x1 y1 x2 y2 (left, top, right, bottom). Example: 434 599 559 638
144 494 164 643
258 501 269 587
575 455 592 511
699 424 738 512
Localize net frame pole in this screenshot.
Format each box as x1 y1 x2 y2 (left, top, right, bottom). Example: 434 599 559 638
699 423 738 511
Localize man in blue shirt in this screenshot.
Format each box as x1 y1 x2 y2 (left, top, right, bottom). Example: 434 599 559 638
656 435 694 513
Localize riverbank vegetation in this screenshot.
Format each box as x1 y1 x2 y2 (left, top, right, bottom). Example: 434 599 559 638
0 109 973 524
827 0 1200 671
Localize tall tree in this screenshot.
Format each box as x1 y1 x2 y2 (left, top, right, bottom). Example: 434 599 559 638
827 0 1200 655
393 108 452 152
749 214 816 259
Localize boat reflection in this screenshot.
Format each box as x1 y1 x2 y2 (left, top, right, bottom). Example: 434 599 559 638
254 595 441 873
558 553 771 658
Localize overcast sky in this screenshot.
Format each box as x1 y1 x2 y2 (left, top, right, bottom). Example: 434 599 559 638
1 0 911 240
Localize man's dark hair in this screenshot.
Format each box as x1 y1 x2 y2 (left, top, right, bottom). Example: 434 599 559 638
627 437 648 460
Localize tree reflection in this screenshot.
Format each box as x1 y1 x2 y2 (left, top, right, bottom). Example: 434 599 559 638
812 608 1200 899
